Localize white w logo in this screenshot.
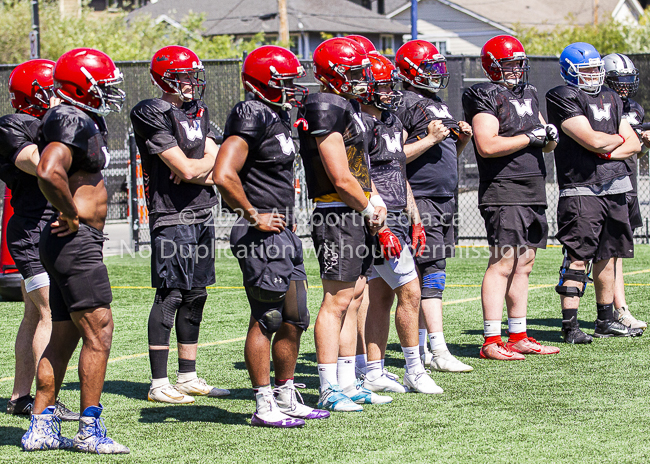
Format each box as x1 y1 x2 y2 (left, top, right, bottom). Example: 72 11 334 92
510 99 534 117
180 120 203 141
589 103 611 121
381 132 402 153
353 113 366 132
275 133 296 156
427 105 452 119
625 112 639 125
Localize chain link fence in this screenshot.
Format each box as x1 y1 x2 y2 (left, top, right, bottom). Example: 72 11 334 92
1 54 650 244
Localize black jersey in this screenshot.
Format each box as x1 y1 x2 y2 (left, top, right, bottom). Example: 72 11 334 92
395 90 458 199
130 98 218 221
462 82 547 205
40 104 110 176
223 97 296 217
546 85 630 190
297 93 371 201
0 113 49 218
622 97 644 195
366 111 408 211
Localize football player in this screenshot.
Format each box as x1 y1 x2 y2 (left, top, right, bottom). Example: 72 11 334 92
1 60 78 422
603 53 648 331
23 48 129 453
395 40 474 371
214 45 329 427
546 43 643 342
130 46 230 404
296 37 390 411
463 35 560 359
360 52 443 394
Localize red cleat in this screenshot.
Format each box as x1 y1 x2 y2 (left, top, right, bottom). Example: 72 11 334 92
479 341 525 361
506 337 560 355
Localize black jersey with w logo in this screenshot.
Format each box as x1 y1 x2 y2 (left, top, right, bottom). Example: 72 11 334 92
130 98 217 220
224 96 296 216
546 85 629 190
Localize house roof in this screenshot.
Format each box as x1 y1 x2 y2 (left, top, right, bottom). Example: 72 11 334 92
385 0 643 31
128 0 409 36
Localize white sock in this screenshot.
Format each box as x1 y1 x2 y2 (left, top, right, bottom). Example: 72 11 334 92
429 332 447 351
508 317 526 334
337 356 356 389
402 345 423 375
177 371 198 383
418 329 427 353
355 354 367 373
151 377 170 389
483 320 501 338
317 363 338 389
365 360 382 381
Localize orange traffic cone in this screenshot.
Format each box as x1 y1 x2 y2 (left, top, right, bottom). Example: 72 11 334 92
0 187 24 301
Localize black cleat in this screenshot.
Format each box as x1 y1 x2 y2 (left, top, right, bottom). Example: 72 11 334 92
7 395 33 416
594 319 644 338
561 317 593 344
54 399 80 421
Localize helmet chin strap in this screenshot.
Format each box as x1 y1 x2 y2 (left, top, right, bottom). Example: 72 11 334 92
244 81 291 111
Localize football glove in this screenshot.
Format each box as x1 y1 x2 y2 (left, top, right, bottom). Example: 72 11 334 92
525 127 547 148
378 228 402 260
411 223 426 257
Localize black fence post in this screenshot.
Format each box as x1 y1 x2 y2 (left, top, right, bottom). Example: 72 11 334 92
129 132 140 252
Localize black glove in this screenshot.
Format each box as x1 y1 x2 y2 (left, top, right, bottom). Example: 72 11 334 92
544 124 559 143
525 127 547 148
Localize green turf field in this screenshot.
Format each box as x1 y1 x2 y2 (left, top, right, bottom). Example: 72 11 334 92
1 245 650 463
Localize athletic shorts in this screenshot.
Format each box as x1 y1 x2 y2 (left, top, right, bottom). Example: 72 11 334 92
230 217 307 293
627 194 643 231
310 206 373 282
370 211 418 290
39 219 112 321
415 197 456 263
556 194 634 262
150 218 216 290
6 213 50 279
480 204 548 249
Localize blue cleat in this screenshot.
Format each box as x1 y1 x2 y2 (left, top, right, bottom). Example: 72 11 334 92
317 383 363 412
343 379 392 405
21 406 73 451
72 405 129 454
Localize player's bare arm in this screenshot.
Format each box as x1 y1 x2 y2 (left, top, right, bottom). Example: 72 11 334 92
13 143 39 176
471 112 530 158
609 118 642 159
158 144 215 182
560 115 629 154
403 120 449 163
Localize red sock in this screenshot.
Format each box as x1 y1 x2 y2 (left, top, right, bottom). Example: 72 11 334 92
274 377 293 386
483 335 502 346
508 331 527 343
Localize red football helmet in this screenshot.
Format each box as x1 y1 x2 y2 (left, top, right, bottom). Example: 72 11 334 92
481 35 529 86
395 40 448 92
368 54 402 110
346 35 378 55
150 45 206 101
54 48 124 117
242 45 308 110
8 59 55 118
313 37 373 101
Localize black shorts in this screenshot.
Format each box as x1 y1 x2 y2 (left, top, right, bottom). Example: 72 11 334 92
39 220 112 322
627 194 643 230
480 205 548 249
230 217 307 292
6 213 49 279
151 219 216 290
556 194 633 262
415 197 456 263
310 206 373 282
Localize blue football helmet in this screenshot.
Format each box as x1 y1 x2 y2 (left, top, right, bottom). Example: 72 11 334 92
559 42 605 95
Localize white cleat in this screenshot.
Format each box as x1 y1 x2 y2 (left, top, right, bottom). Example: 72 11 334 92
403 368 443 394
175 377 230 398
148 384 195 404
274 380 330 420
616 305 647 330
429 349 474 373
363 370 407 393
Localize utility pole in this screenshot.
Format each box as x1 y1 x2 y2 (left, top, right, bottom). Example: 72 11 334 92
29 0 40 59
278 0 290 48
594 0 599 25
411 0 417 40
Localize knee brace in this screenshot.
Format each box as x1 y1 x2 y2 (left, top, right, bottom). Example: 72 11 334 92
555 250 592 298
283 280 310 332
148 288 183 346
246 286 286 334
420 259 446 299
176 287 207 344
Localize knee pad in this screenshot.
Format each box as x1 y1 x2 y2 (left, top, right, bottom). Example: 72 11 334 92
420 259 446 299
246 286 286 334
283 280 310 332
176 287 208 344
148 288 183 346
555 250 592 298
